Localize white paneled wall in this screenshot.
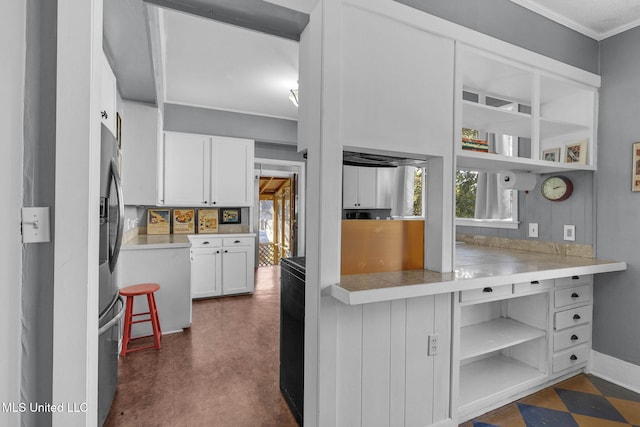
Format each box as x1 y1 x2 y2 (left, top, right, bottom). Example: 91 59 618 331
335 294 452 427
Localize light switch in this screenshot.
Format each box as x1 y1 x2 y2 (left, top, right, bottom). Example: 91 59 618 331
528 223 539 238
22 207 51 243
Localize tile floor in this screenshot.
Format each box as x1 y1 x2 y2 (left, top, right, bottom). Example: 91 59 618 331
104 265 298 427
461 373 640 427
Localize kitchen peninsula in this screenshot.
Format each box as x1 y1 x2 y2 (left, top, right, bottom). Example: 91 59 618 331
330 241 626 422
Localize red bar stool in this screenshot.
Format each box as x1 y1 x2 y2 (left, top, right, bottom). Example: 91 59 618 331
119 283 162 356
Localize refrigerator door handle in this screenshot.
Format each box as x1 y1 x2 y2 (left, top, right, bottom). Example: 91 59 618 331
109 159 125 273
99 295 125 336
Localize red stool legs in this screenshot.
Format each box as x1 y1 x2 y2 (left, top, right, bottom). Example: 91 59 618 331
119 283 162 356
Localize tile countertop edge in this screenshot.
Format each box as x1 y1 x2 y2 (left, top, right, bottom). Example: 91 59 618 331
331 261 627 306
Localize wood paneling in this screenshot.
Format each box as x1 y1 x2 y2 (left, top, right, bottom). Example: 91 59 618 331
341 220 424 274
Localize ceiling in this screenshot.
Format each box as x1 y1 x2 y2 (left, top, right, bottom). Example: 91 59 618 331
510 0 640 40
105 0 640 114
161 7 300 120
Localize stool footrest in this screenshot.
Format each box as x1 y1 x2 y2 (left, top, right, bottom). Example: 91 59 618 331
130 334 161 341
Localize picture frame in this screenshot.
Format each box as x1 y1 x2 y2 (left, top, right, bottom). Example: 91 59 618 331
221 208 241 224
173 209 195 234
542 147 561 162
632 142 640 192
197 209 219 234
147 208 170 235
565 139 588 165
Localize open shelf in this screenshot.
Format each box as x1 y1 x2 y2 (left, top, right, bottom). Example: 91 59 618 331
456 150 596 174
540 117 590 139
462 101 531 138
459 353 546 408
461 318 546 360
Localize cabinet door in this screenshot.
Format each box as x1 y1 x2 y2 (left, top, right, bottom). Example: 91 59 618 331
162 132 210 206
210 136 254 206
357 167 377 208
121 100 160 205
100 52 117 136
190 248 222 298
222 246 254 295
342 166 360 208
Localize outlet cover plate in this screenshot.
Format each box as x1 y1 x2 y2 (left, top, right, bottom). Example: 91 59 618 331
528 223 539 238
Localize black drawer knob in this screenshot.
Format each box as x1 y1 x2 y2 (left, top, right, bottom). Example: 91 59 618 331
573 314 581 320
531 281 540 285
571 334 579 341
572 276 580 280
571 293 579 298
570 354 578 361
483 287 493 293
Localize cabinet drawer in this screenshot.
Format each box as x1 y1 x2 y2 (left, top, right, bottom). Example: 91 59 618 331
553 325 591 352
223 237 254 247
513 279 554 294
554 285 591 308
552 344 589 373
189 238 222 248
555 305 591 330
556 274 593 288
460 284 512 303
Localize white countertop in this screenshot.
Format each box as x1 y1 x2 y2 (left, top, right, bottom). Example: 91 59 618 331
121 234 192 250
331 244 627 305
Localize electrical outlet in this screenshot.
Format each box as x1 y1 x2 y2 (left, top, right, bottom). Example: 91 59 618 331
528 223 539 238
564 225 576 241
428 334 439 356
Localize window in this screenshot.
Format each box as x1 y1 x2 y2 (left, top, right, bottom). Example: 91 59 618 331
457 130 519 229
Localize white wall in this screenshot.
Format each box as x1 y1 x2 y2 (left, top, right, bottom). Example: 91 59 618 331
0 1 25 425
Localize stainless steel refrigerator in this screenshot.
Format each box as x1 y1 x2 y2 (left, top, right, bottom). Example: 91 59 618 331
98 124 125 425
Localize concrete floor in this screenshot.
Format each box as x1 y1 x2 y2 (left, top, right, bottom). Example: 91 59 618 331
104 266 298 427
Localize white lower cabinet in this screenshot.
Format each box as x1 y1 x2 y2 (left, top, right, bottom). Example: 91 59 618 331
456 274 594 422
189 234 255 298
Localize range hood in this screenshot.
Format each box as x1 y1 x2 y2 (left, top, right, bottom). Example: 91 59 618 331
343 151 427 168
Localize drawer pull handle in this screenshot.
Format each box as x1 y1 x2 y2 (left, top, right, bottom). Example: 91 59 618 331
570 354 578 361
571 293 579 298
573 314 581 320
234 240 241 243
572 276 580 280
224 250 228 253
482 287 493 293
203 241 210 245
571 334 579 341
531 280 539 285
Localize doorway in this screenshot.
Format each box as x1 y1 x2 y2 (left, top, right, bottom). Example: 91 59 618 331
258 175 296 266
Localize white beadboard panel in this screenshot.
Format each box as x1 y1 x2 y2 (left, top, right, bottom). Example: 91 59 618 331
389 300 407 426
432 293 453 421
405 296 436 426
361 302 392 427
336 303 363 427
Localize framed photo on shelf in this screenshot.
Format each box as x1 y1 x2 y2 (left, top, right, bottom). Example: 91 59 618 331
633 142 640 192
565 139 588 165
542 147 561 162
147 208 170 235
221 208 241 224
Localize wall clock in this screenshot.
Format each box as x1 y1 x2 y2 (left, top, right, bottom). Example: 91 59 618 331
541 176 573 201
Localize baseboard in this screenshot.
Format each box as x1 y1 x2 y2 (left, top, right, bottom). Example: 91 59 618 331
590 350 640 394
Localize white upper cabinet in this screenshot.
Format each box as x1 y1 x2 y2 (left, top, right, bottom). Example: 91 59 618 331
456 45 598 173
339 5 454 157
162 132 210 206
121 100 162 205
100 52 117 136
343 166 395 209
161 132 254 207
210 136 254 207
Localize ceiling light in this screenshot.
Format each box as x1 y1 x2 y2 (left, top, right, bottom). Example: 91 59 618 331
289 89 299 107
